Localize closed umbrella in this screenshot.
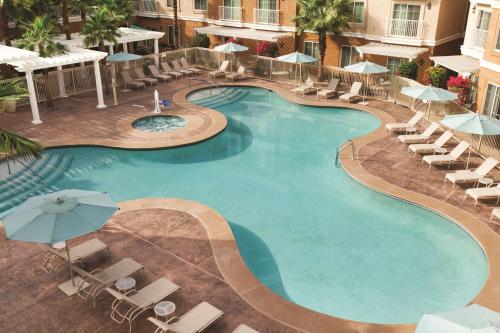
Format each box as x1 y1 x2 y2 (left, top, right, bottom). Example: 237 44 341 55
1 189 118 294
107 52 143 105
344 61 389 101
276 51 317 82
214 42 248 70
401 86 458 118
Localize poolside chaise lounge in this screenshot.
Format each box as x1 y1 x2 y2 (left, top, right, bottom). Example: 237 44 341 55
233 324 259 333
465 184 500 206
171 59 194 76
208 61 230 78
226 66 246 81
398 122 440 145
385 111 424 133
317 78 340 99
291 77 317 95
408 131 454 156
148 301 223 333
106 277 180 333
160 62 183 79
422 141 470 170
148 65 171 83
121 71 146 90
339 81 363 103
445 157 498 188
134 68 158 86
492 208 500 221
181 57 202 74
73 258 144 307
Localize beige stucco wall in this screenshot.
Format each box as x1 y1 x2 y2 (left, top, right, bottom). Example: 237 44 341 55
434 0 469 41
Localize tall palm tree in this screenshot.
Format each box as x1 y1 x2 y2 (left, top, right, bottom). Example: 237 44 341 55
0 0 30 46
172 0 178 49
61 0 71 40
294 0 352 65
16 16 67 109
96 0 132 25
69 0 93 24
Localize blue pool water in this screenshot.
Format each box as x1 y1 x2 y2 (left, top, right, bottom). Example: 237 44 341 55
44 87 485 324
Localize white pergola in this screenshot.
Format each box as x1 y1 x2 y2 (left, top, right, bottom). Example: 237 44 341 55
0 45 38 63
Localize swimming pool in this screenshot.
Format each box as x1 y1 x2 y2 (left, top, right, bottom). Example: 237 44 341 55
45 87 486 324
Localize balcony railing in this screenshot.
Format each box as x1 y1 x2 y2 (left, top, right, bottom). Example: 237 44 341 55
472 28 488 49
218 6 242 22
387 19 423 39
137 0 157 13
253 8 279 25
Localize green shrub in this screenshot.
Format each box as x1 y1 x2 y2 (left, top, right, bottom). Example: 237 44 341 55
193 33 210 48
424 66 447 88
398 60 418 80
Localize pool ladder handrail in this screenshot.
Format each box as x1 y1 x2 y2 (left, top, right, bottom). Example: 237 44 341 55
335 140 356 168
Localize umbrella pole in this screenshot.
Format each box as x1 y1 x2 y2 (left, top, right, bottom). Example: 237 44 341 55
65 240 75 286
111 63 118 106
466 147 471 170
478 135 483 155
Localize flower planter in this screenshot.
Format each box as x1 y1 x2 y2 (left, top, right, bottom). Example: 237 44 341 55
2 99 17 113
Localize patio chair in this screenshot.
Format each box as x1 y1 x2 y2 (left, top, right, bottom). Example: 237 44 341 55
445 158 498 188
385 111 424 133
422 141 470 170
148 65 171 83
180 57 202 74
106 277 180 333
134 67 158 86
148 301 223 333
339 81 363 103
73 258 144 307
160 62 183 79
208 60 230 78
398 122 440 145
408 131 454 157
491 208 500 221
121 71 146 90
171 59 194 76
233 324 259 333
465 183 500 206
317 78 340 99
226 66 246 81
291 76 317 95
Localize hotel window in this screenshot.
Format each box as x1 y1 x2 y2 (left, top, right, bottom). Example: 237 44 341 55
340 46 360 67
165 0 174 8
496 29 500 51
483 83 500 119
194 0 207 11
304 41 319 59
387 57 404 74
350 1 365 24
258 0 277 10
391 4 421 37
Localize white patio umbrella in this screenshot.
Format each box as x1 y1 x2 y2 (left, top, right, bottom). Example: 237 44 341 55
344 61 389 101
276 51 317 82
214 42 248 70
401 86 459 118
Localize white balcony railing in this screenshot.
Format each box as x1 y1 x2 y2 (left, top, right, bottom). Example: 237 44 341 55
253 8 279 25
387 19 423 39
218 6 242 22
137 0 157 13
472 28 488 49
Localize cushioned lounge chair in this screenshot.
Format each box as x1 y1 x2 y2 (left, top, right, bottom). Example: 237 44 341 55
181 57 202 74
148 65 171 83
291 77 317 95
491 208 500 221
385 111 424 133
408 131 454 157
148 301 223 333
172 59 193 76
233 324 259 333
465 184 500 206
422 141 470 170
160 62 183 79
317 78 340 99
398 122 440 145
445 157 498 188
106 277 180 333
208 61 230 78
121 72 146 90
226 66 246 81
134 68 158 86
339 81 363 103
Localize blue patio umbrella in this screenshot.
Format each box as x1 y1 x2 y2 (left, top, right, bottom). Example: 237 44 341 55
276 51 317 82
401 86 458 118
106 53 143 105
213 42 248 53
345 61 389 101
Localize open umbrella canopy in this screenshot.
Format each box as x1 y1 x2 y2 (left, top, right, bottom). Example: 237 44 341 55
401 86 458 102
214 42 248 53
106 52 143 62
415 304 500 333
276 51 317 63
440 113 500 135
344 61 389 74
1 189 118 244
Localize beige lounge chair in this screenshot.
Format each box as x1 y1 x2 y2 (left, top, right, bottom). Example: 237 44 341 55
233 324 259 333
385 111 424 133
422 141 470 170
339 81 363 103
465 184 500 206
73 258 144 307
491 208 500 221
148 65 171 83
398 122 440 145
291 77 317 95
181 57 202 74
408 131 454 157
161 62 183 78
121 71 146 90
172 59 194 76
106 277 180 333
134 67 158 86
148 301 223 333
317 78 340 99
226 66 246 81
445 157 498 188
208 60 230 78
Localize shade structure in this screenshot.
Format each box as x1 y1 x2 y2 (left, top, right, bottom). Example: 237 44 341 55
344 61 389 74
106 52 143 62
276 52 318 83
214 42 248 53
415 304 500 333
401 86 459 118
0 45 38 64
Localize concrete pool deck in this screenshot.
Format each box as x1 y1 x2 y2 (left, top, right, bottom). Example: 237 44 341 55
0 73 499 332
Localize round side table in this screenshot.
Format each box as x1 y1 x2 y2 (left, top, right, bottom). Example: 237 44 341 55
154 301 176 319
51 241 66 251
115 277 136 292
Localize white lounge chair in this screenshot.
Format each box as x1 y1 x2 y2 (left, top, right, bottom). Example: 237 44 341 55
160 62 183 79
465 184 500 206
398 122 440 145
134 67 158 86
422 141 470 170
148 301 223 333
385 111 424 133
339 81 363 103
106 277 180 333
226 66 246 81
208 61 230 78
148 65 171 83
491 208 500 221
291 77 317 95
172 59 194 76
408 131 454 157
233 324 259 333
317 78 340 99
181 57 202 74
445 158 498 188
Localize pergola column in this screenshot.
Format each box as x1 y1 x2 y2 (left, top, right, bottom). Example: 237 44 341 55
108 45 114 55
154 38 159 67
56 66 67 98
122 42 129 69
25 71 42 124
93 60 106 109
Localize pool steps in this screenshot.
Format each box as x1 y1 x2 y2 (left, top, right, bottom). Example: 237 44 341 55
191 88 250 109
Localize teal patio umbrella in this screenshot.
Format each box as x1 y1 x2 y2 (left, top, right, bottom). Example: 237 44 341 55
345 61 389 101
401 86 458 118
276 51 317 82
107 52 143 105
214 42 248 70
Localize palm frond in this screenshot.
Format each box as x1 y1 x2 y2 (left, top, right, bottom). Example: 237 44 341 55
0 128 43 162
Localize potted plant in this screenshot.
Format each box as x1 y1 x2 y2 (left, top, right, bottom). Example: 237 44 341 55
424 66 448 88
0 79 29 113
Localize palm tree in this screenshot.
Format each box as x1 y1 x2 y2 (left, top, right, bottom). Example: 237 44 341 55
16 16 67 109
96 0 132 25
61 0 71 40
69 0 93 24
294 0 352 65
0 0 30 46
172 0 178 49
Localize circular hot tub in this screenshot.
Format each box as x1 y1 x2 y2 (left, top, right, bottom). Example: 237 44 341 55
132 115 186 132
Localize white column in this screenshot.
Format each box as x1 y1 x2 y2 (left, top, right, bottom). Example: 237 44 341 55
56 66 67 98
154 38 159 67
108 44 114 55
122 42 129 69
25 71 42 124
93 60 106 109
